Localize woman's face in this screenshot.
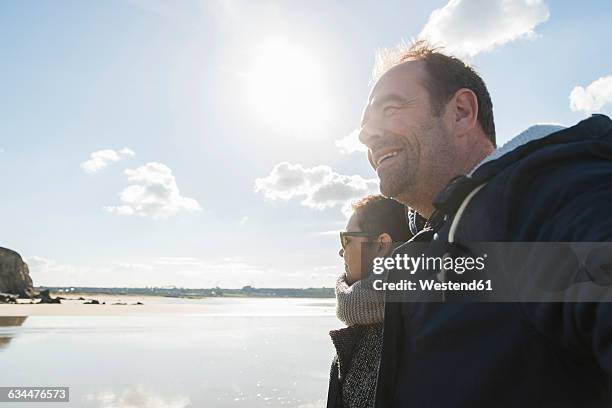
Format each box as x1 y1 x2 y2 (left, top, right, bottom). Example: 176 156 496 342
340 213 374 284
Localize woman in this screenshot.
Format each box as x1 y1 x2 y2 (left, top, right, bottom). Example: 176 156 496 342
326 194 414 408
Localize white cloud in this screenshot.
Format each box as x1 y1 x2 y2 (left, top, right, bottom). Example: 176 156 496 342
104 162 201 219
150 257 259 278
81 147 135 174
569 75 612 114
313 229 342 236
85 387 190 408
255 162 378 213
335 129 367 154
26 255 267 288
419 0 550 58
155 256 201 264
25 256 81 286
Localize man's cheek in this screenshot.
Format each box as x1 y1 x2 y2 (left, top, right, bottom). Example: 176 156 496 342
388 122 410 138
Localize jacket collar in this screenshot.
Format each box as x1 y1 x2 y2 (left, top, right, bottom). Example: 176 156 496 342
430 115 612 220
469 123 566 175
406 122 567 234
470 114 611 183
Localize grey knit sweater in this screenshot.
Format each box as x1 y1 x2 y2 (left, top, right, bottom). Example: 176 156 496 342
327 274 385 408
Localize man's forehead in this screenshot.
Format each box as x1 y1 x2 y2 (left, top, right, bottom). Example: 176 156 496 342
368 59 425 104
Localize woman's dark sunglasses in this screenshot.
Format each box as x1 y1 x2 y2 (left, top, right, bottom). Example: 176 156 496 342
339 231 382 250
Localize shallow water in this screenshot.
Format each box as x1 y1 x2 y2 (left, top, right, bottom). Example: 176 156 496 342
0 298 339 407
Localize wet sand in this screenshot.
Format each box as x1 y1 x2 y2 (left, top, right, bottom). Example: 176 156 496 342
0 298 338 407
0 294 337 317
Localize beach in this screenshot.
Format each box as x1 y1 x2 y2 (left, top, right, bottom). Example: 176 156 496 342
0 297 339 407
0 294 337 316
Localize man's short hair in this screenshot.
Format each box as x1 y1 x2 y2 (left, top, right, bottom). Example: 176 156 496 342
374 40 496 146
351 194 411 242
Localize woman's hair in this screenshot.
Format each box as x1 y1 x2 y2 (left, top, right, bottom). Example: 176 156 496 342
351 194 412 242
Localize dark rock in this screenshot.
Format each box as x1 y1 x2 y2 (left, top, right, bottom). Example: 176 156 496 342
83 299 100 304
0 292 18 304
77 297 85 301
135 301 144 305
38 289 61 304
0 247 35 298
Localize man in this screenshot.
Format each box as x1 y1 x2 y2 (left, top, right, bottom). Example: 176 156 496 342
359 40 612 407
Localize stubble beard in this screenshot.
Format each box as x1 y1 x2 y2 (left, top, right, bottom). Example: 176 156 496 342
378 119 447 204
378 154 415 200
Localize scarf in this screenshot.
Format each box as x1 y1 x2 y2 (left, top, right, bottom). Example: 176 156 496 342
335 273 385 326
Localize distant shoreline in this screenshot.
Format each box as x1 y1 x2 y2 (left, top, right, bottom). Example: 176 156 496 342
39 286 336 299
0 294 337 317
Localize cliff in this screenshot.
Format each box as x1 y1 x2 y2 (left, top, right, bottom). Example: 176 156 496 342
0 247 35 298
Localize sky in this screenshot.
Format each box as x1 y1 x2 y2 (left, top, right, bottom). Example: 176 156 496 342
1 0 612 288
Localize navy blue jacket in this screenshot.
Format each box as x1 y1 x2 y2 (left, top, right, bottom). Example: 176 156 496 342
375 115 612 408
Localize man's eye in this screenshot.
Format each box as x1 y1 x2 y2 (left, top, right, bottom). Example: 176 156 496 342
383 106 401 116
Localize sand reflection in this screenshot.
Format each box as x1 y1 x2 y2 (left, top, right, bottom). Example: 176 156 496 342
0 316 27 350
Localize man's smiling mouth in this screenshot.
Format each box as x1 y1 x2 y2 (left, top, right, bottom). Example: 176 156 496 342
375 149 402 169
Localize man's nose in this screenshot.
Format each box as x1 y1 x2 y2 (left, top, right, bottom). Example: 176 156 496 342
358 124 382 148
339 248 344 258
359 125 381 169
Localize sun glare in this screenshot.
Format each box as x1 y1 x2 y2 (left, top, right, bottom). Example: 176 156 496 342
245 39 332 134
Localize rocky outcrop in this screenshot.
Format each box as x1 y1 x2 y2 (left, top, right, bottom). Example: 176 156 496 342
37 289 61 304
0 292 18 303
0 247 35 298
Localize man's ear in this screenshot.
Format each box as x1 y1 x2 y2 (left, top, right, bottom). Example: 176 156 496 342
376 233 393 256
452 88 479 137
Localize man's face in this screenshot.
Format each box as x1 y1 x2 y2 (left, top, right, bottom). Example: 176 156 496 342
359 61 453 202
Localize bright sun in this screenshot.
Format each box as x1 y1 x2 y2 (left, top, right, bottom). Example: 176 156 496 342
245 39 332 134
